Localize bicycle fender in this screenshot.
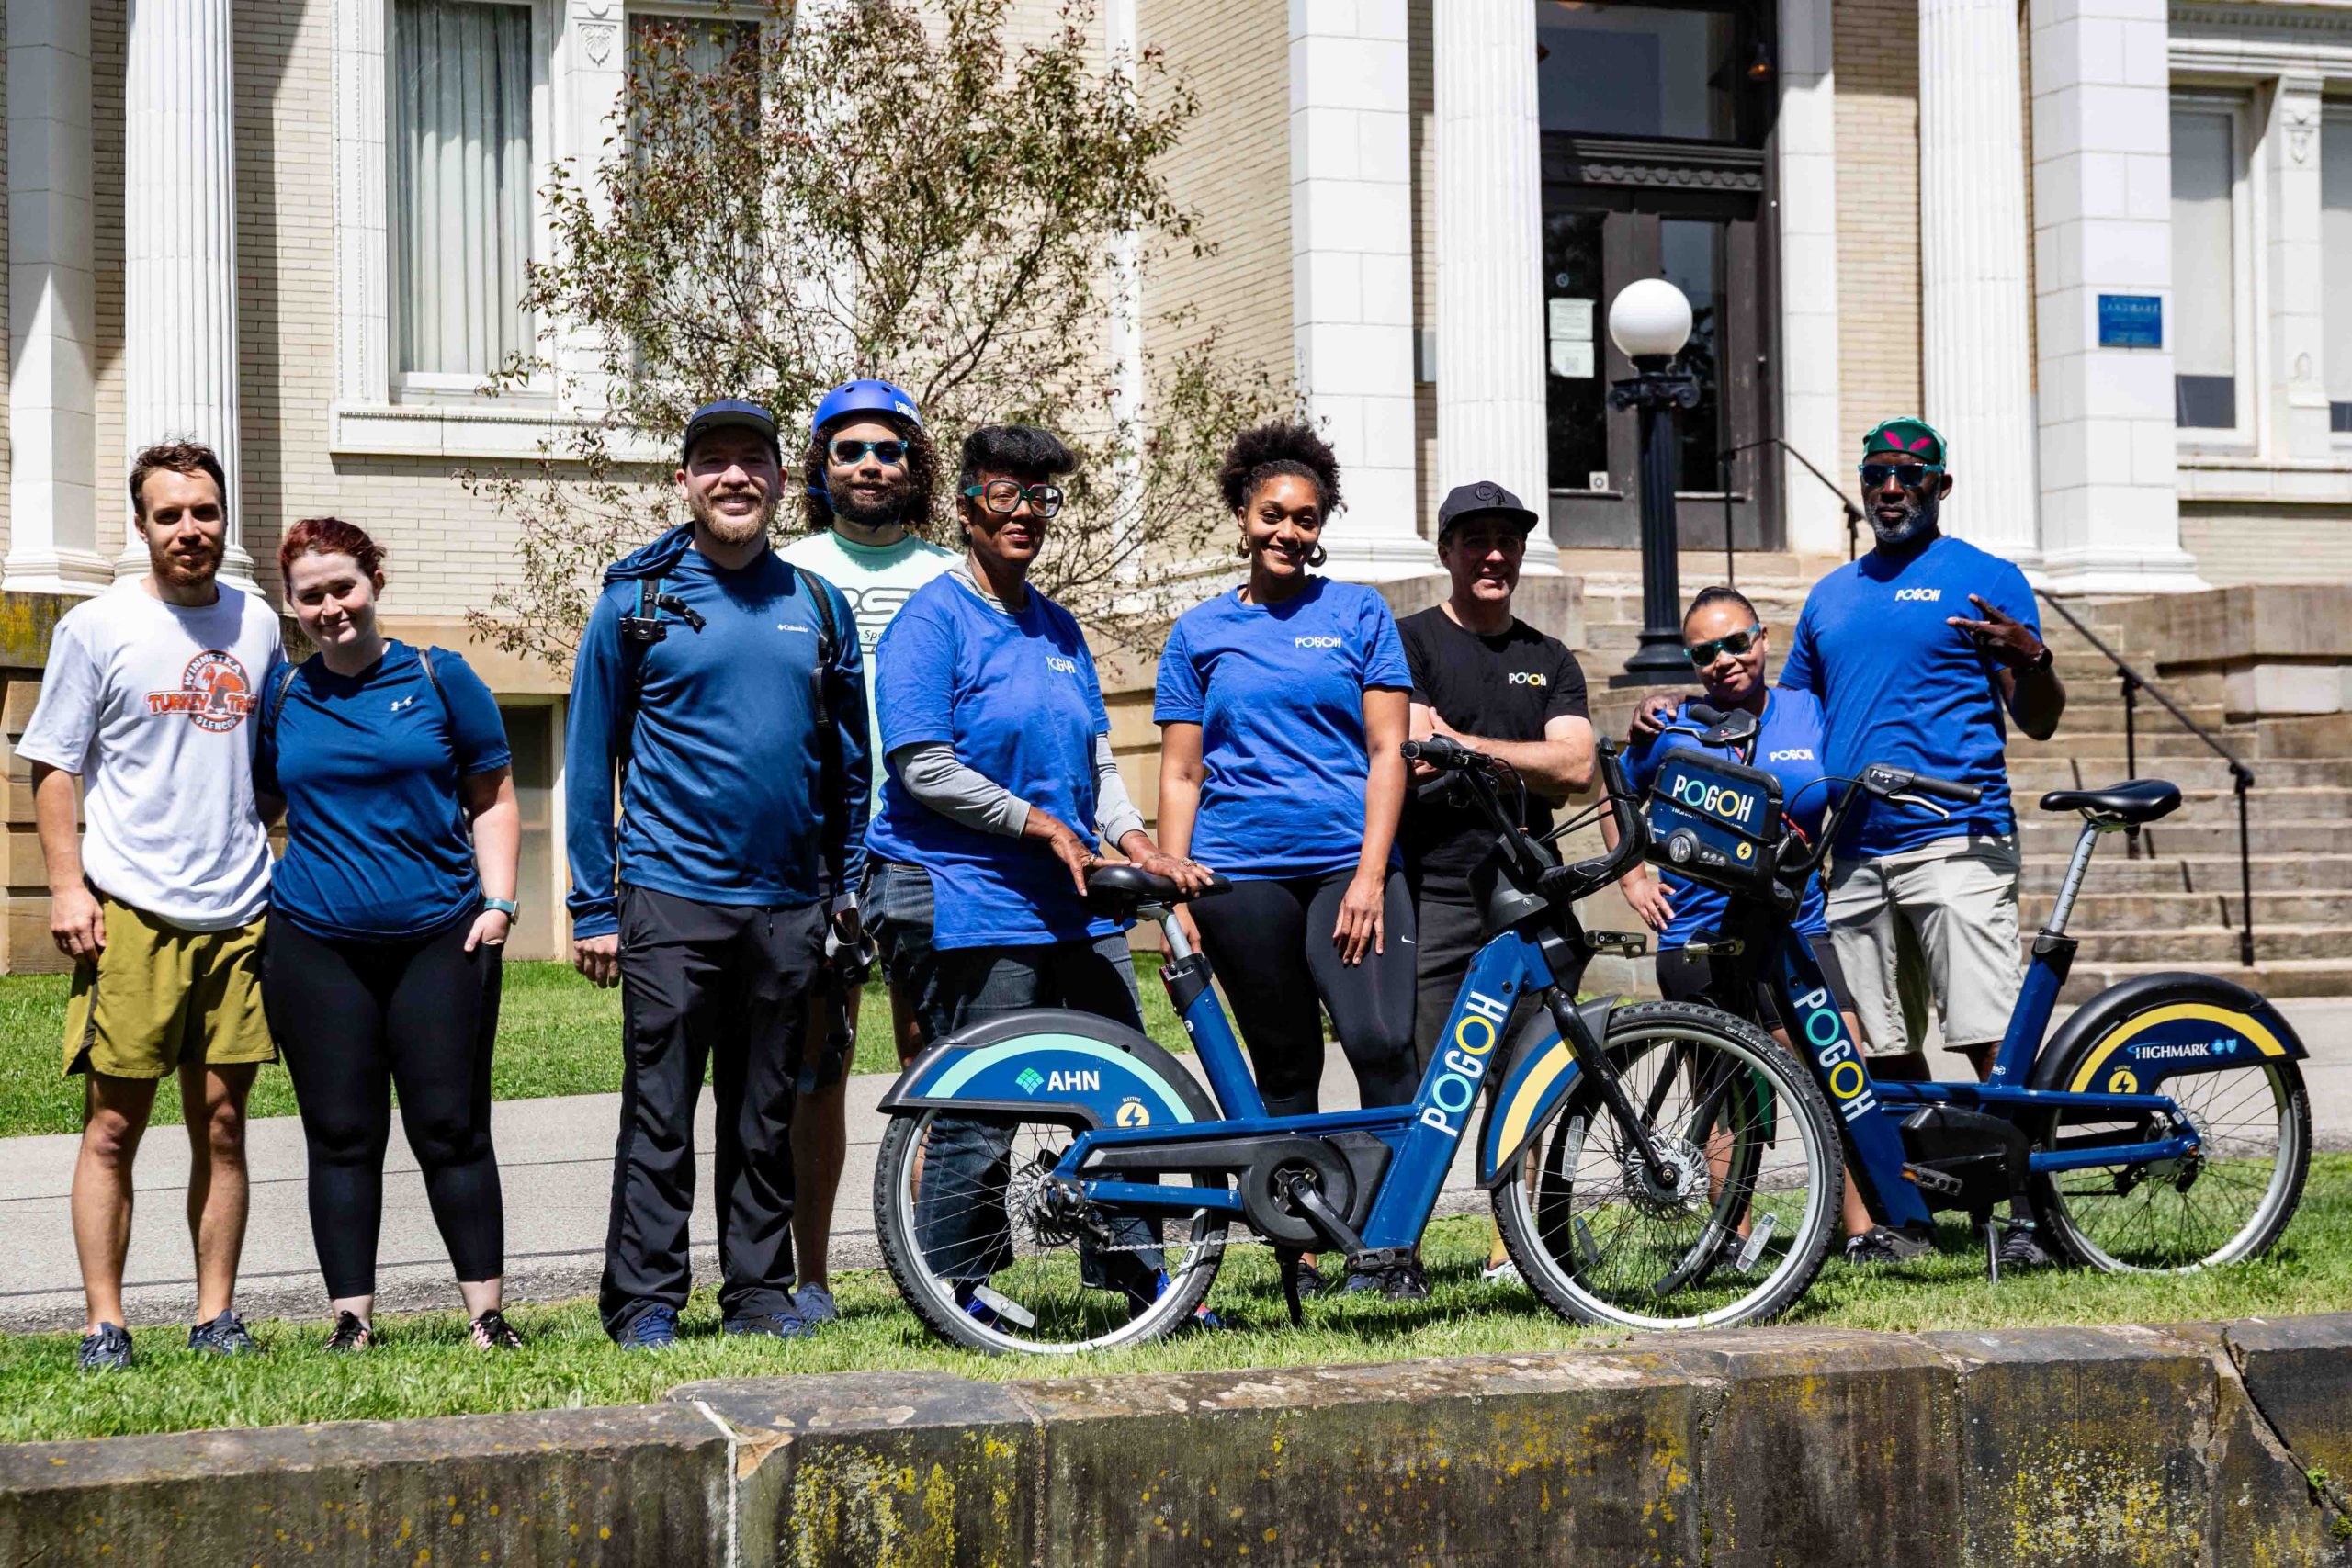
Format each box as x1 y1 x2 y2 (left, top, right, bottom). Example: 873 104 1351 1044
876 1008 1215 1131
2029 972 2308 1097
1477 995 1614 1187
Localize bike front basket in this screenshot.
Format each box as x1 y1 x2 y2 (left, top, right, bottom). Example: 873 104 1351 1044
1641 749 1785 903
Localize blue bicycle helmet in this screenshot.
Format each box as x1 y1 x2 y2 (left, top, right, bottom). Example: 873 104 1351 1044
810 378 922 438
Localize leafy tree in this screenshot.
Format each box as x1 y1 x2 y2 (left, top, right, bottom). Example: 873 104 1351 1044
465 0 1287 675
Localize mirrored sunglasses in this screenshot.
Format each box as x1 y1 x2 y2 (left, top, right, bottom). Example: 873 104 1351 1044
1686 624 1762 666
831 438 909 466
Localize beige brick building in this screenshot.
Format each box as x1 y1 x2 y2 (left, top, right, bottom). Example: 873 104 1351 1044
3 0 2350 966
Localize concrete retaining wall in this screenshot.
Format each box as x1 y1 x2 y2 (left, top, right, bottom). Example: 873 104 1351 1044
8 1315 2352 1565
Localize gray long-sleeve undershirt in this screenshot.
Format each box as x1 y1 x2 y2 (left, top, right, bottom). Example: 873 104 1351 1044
891 734 1146 848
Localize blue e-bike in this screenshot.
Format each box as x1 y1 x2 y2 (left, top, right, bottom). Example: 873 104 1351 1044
1634 703 2310 1285
872 739 1857 1351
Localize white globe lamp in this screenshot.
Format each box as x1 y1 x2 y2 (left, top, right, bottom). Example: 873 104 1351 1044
1607 277 1694 363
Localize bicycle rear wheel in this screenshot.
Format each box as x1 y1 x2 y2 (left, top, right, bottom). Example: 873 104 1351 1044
1493 1000 1842 1331
2032 1058 2309 1273
875 1109 1228 1354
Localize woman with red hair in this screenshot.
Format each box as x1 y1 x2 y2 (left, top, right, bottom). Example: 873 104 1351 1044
255 518 522 1352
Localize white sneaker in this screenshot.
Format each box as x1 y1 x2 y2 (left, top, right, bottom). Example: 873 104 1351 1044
1481 1258 1522 1288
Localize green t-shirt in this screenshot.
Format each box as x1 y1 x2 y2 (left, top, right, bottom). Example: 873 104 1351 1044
777 527 960 810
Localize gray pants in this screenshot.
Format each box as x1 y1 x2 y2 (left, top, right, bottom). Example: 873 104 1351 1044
1826 831 2024 1055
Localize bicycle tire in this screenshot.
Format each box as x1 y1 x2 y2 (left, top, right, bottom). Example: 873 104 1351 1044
2030 1055 2310 1274
875 1108 1228 1354
1492 999 1843 1331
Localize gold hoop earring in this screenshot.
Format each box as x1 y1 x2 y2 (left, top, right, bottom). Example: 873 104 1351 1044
1236 537 1252 559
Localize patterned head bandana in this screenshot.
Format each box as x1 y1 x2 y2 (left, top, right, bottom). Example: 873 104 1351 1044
1860 417 1947 467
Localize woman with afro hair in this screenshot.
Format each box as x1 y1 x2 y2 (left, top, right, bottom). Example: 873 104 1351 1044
1152 420 1426 1298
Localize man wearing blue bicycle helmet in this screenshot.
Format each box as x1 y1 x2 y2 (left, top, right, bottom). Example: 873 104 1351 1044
777 378 955 1325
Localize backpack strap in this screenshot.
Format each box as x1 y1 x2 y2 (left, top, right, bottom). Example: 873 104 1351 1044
264 660 301 748
613 575 666 788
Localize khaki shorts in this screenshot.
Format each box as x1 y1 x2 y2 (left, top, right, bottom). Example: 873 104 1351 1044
1826 831 2023 1055
61 896 274 1079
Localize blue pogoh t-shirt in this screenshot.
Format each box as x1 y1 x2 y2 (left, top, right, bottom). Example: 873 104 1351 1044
255 641 512 941
1626 690 1832 950
1153 577 1414 879
1778 533 2039 860
866 574 1120 951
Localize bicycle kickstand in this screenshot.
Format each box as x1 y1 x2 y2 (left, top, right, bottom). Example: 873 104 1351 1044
1983 1215 2001 1284
1278 1252 1306 1327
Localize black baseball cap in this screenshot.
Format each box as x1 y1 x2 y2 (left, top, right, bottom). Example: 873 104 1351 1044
1436 480 1539 541
682 399 781 467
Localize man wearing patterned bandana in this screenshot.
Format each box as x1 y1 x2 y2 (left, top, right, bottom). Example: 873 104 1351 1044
1635 417 2068 1269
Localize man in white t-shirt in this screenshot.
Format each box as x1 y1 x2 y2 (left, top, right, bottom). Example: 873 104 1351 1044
775 378 954 1324
17 441 283 1371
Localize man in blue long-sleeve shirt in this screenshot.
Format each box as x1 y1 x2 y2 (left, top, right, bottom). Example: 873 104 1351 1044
565 398 869 1348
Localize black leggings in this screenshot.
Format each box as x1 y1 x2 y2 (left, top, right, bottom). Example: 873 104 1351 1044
263 909 504 1299
1190 867 1419 1118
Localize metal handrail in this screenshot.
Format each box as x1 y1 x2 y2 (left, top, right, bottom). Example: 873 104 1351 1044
2035 592 2256 967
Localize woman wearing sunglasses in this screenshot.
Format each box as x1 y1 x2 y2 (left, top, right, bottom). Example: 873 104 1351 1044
866 423 1207 1316
1619 587 1911 1262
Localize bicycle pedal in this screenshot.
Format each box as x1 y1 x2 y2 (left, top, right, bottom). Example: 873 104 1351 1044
1589 930 1650 958
1904 1162 1965 1197
1681 937 1744 957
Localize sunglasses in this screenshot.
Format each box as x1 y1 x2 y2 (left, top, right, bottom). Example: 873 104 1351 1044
1859 461 1943 491
964 479 1064 519
831 438 909 466
1686 624 1762 666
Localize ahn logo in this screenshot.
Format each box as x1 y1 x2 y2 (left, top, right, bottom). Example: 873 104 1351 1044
1295 636 1343 649
1046 655 1079 675
1767 748 1815 762
1015 1067 1044 1094
1011 1065 1102 1095
1894 588 1942 603
1506 671 1548 686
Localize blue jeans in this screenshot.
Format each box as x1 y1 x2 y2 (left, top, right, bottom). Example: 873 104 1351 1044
911 931 1163 1290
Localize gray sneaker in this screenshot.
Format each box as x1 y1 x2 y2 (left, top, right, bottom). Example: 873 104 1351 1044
1996 1221 2059 1272
187 1310 261 1356
1843 1226 1934 1266
77 1322 132 1372
792 1283 839 1325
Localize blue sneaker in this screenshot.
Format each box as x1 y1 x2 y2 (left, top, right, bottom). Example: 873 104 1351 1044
792 1284 839 1325
721 1310 808 1340
616 1305 679 1351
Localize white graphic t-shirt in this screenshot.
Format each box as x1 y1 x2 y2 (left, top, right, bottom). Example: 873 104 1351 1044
17 581 282 930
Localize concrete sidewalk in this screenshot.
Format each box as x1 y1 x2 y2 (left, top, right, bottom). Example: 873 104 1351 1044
6 999 2347 1335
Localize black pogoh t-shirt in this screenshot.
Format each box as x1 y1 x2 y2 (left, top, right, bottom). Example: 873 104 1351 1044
1397 605 1591 892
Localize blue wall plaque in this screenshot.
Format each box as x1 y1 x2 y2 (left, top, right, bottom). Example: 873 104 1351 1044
2098 294 2163 349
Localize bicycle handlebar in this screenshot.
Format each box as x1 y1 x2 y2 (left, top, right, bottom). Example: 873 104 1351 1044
1397 738 1645 908
1860 763 1984 807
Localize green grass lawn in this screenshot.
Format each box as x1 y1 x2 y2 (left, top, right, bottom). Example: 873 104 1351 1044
6 1155 2350 1445
0 957 1190 1139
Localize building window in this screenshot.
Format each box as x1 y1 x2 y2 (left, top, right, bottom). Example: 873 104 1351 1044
2170 97 2247 434
390 0 537 384
1534 1 1760 142
2324 108 2352 437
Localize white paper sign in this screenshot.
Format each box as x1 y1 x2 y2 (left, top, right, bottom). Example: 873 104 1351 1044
1549 340 1595 379
1547 298 1595 342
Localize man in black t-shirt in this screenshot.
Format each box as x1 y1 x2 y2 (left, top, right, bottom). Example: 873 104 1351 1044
1403 483 1592 1285
1402 482 1596 1070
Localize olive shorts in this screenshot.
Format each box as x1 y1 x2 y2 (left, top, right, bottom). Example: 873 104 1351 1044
61 895 274 1079
1826 831 2025 1055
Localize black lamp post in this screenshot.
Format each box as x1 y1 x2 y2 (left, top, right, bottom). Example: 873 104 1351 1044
1603 278 1701 686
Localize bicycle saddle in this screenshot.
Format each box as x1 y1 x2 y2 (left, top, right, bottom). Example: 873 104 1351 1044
2038 779 2181 824
1080 863 1234 914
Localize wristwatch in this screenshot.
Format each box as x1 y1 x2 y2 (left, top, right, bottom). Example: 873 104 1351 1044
481 897 519 918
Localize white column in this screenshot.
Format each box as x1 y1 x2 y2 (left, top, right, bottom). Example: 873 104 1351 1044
1431 0 1557 574
1106 0 1146 582
119 0 254 591
1290 0 1428 580
1775 0 1848 558
1918 0 2039 562
2261 75 2331 464
3 0 109 594
2027 0 2205 592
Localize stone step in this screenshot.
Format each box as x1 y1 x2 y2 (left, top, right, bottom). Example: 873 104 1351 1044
2057 956 2352 1003
2064 923 2342 964
2019 818 2352 856
2009 731 2255 761
2020 888 2352 929
2019 784 2352 829
2018 852 2352 894
2010 758 2350 791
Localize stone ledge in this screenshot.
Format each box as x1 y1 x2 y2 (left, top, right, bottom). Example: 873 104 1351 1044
5 1315 2352 1564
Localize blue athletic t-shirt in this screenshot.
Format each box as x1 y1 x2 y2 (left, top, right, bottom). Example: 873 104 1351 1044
254 642 512 941
1627 690 1832 949
1153 577 1413 879
1779 533 2038 859
866 574 1120 951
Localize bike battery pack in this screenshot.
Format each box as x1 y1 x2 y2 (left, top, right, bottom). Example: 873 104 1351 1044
1641 750 1785 905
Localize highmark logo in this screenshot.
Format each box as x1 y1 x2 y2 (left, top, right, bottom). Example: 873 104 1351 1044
1015 1067 1045 1094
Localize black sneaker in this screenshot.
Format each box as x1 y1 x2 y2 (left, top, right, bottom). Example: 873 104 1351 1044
188 1310 261 1356
721 1309 809 1340
77 1322 132 1372
469 1309 522 1351
323 1311 374 1352
1843 1226 1934 1266
1381 1260 1431 1302
1996 1221 2059 1272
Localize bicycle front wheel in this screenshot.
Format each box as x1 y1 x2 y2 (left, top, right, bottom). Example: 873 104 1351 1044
1493 1000 1843 1331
